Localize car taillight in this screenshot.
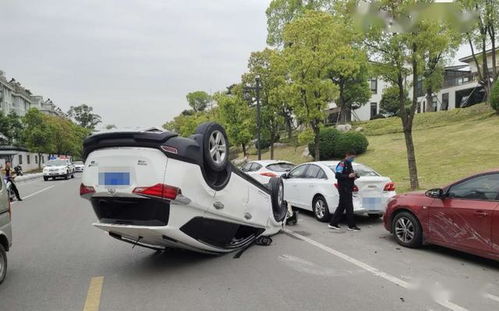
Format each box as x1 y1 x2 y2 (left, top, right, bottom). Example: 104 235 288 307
80 183 96 195
133 183 180 200
260 172 277 178
384 182 396 192
334 183 339 189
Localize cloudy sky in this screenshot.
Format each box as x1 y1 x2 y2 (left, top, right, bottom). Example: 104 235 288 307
0 0 269 129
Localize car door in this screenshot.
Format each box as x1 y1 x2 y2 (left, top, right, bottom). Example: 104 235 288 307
283 164 309 209
302 164 323 209
428 173 499 254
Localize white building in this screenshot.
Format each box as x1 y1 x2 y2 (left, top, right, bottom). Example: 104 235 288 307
0 70 62 117
328 48 498 122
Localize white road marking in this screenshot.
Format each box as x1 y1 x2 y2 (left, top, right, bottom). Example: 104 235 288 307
22 185 55 200
283 229 469 311
484 293 499 303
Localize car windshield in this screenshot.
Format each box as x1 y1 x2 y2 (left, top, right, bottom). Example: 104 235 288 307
74 161 83 165
46 160 67 166
266 163 295 172
327 164 380 177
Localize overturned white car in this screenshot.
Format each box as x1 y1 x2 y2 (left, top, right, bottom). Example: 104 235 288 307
80 122 287 254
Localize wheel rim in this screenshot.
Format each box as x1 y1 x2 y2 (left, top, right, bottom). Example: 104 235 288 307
395 217 416 243
277 183 283 206
314 199 326 219
208 130 227 165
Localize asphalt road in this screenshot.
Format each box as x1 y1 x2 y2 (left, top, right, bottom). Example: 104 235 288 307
1 176 498 311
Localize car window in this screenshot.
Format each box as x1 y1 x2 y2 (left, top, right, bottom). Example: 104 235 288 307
46 159 68 166
251 163 262 172
241 163 253 172
266 163 294 172
316 169 327 179
353 164 380 177
289 165 308 178
448 173 499 201
305 165 321 178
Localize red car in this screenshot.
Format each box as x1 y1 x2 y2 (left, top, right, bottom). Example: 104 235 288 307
384 170 499 261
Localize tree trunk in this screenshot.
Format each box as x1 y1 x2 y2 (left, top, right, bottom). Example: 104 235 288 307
403 126 419 190
38 152 42 169
270 136 275 160
312 124 320 161
286 116 293 140
242 143 247 157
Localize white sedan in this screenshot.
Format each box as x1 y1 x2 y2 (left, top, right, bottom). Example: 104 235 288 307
241 160 295 184
80 122 287 254
282 161 396 222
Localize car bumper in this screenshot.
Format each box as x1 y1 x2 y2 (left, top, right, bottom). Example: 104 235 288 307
44 172 67 177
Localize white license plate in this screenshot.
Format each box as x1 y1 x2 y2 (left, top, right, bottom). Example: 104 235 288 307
362 197 382 210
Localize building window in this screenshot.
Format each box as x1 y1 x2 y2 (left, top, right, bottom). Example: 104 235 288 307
41 155 45 163
370 102 378 119
432 96 438 111
442 93 449 110
18 155 22 165
369 78 378 94
417 101 421 113
35 155 38 164
27 155 30 164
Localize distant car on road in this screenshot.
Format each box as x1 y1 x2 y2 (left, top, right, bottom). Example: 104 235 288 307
241 160 295 184
384 170 499 261
43 159 75 181
0 177 12 284
282 161 396 222
80 122 287 254
74 161 85 173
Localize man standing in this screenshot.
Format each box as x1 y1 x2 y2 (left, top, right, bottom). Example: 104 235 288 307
328 151 360 231
3 161 22 201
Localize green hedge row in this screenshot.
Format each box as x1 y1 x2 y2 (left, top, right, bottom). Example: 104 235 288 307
309 127 369 160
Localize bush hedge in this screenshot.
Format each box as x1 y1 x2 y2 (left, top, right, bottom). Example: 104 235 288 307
491 80 499 114
309 127 369 160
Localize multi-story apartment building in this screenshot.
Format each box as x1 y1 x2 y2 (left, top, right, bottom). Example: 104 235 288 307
328 48 498 122
0 70 62 117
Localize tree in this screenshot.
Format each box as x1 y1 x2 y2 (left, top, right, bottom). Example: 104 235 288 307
186 91 211 112
22 109 53 169
380 86 410 116
266 0 333 46
242 48 290 159
459 0 499 102
67 104 102 130
362 1 460 190
215 89 254 157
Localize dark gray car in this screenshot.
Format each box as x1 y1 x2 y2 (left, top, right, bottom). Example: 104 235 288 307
0 177 12 284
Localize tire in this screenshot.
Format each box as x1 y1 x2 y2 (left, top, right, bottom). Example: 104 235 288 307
52 177 55 180
312 195 331 222
196 122 229 172
0 244 7 284
64 173 68 180
43 176 48 181
269 177 287 222
71 173 75 178
391 211 423 248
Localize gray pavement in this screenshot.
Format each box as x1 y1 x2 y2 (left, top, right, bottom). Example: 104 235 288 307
0 176 498 311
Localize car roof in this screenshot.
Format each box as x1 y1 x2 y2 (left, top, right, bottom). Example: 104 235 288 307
249 160 294 165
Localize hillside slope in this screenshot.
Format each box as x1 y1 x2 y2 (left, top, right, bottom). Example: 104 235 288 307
240 104 499 193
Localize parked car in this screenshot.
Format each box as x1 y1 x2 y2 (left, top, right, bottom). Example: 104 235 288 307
43 159 75 181
74 161 85 173
384 170 499 261
0 177 12 284
241 160 295 184
80 122 287 254
282 161 396 222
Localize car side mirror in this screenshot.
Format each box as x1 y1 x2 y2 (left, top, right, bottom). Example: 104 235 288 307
425 188 444 199
282 173 290 179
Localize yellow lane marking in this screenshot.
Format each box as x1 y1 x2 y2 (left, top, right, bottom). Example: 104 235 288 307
83 276 104 311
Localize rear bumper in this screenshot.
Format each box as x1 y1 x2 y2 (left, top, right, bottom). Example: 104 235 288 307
43 173 67 177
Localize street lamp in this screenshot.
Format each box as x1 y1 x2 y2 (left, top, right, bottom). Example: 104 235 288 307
243 75 262 160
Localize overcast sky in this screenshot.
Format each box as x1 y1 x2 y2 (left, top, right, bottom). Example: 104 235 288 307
0 0 269 129
0 1 473 130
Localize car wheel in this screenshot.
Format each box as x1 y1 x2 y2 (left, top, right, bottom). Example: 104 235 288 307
64 173 68 180
43 177 48 181
269 177 287 222
52 177 55 180
312 195 331 222
71 174 75 178
392 211 423 248
0 244 7 284
196 122 229 172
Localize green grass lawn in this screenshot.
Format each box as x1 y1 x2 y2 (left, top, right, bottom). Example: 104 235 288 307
238 104 499 193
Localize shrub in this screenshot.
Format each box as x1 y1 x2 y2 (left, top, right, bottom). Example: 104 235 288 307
491 80 499 114
308 127 342 160
254 139 271 150
334 132 369 158
370 114 386 120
